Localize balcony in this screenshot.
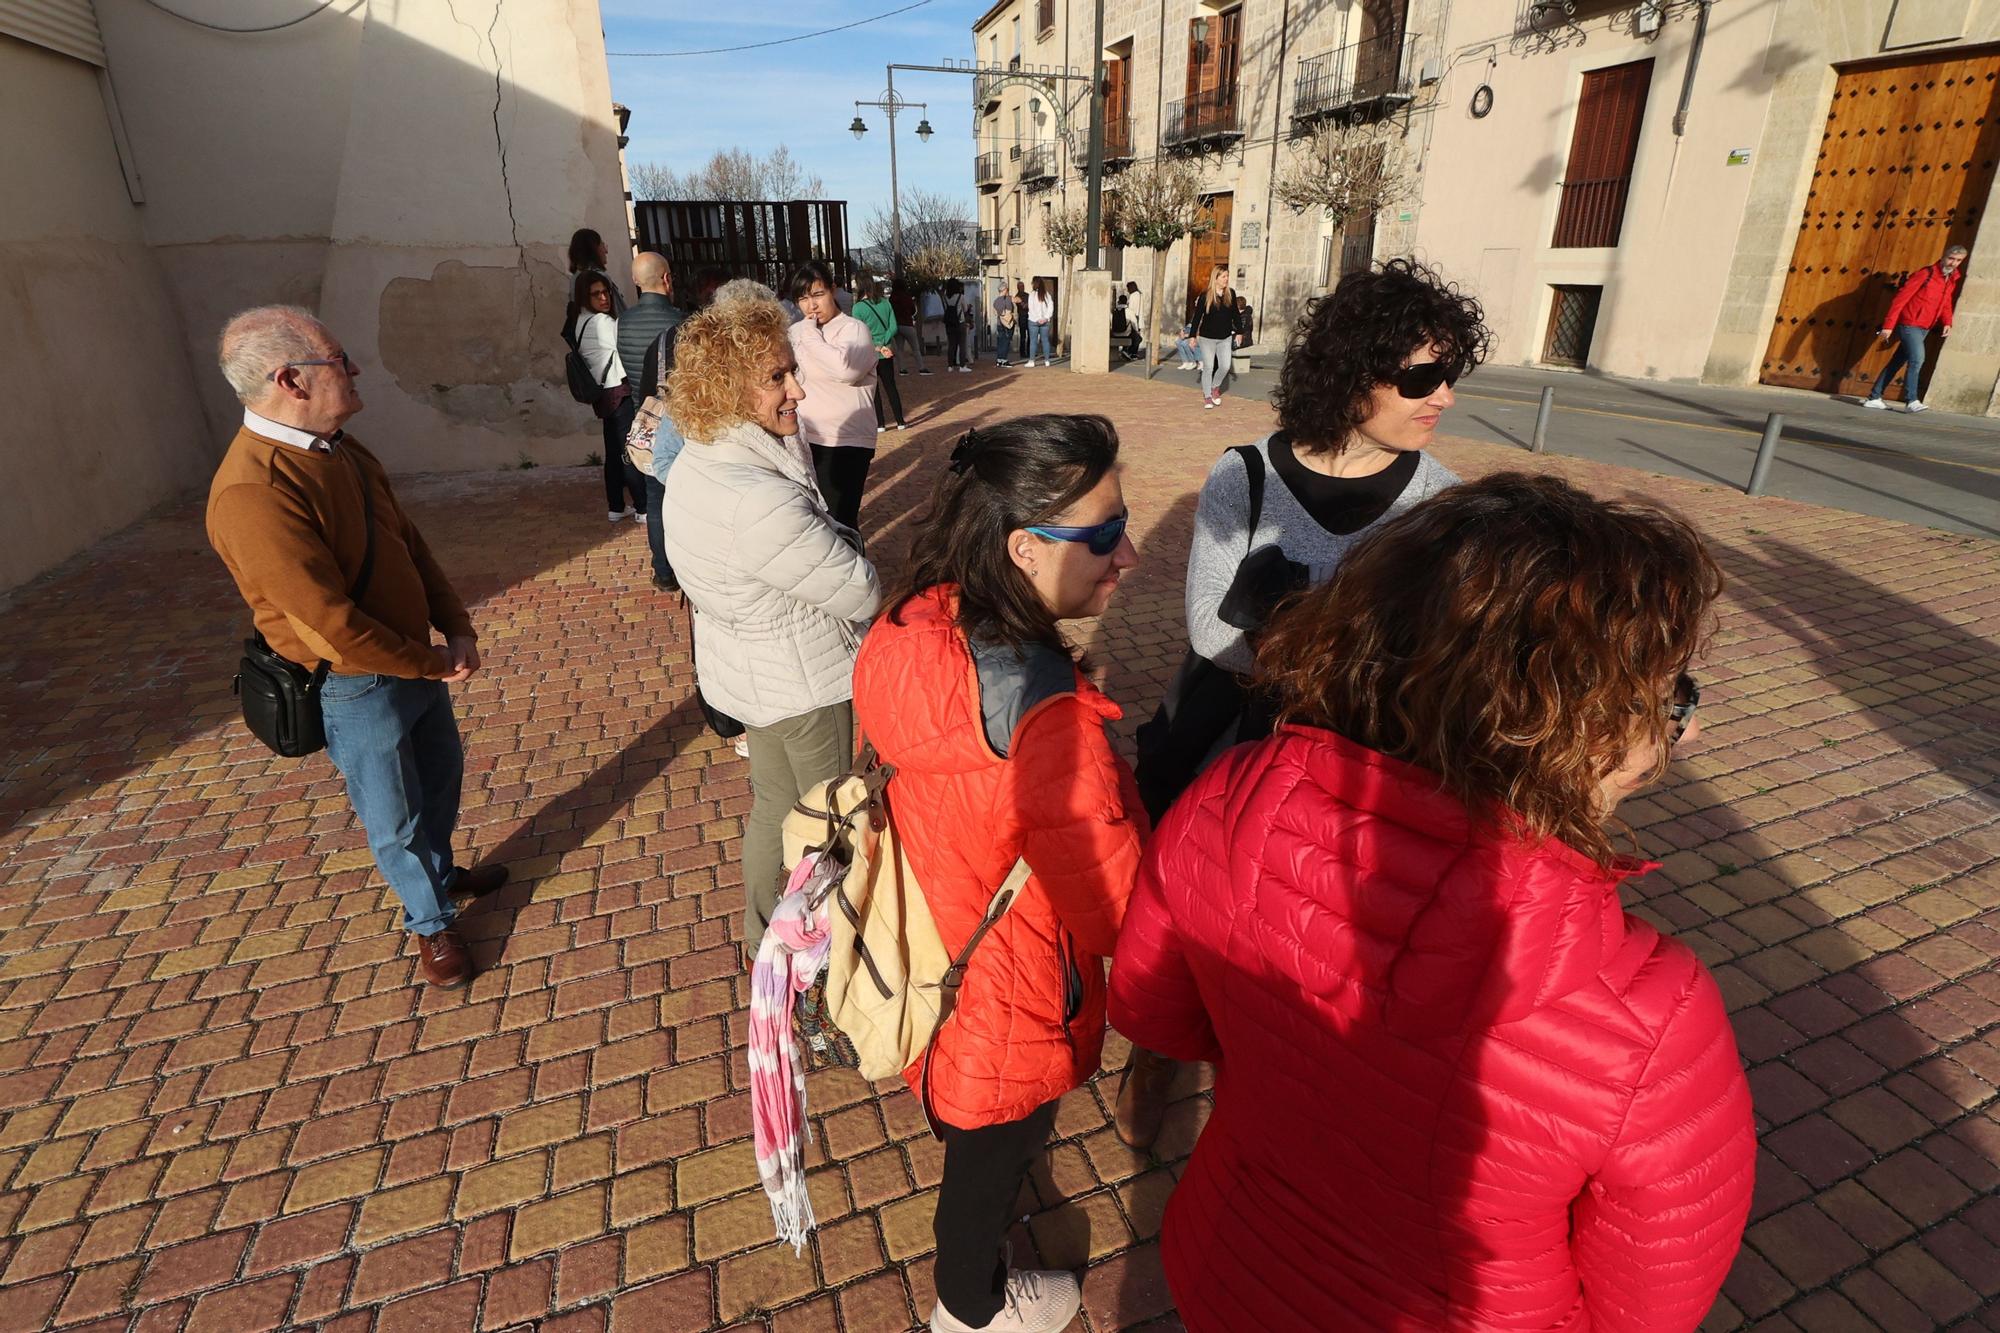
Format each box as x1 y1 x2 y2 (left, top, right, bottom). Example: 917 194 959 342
1007 225 1022 244
1551 175 1633 249
978 228 1003 257
1293 31 1421 123
1163 89 1243 150
1102 115 1135 165
975 71 1002 107
975 152 1002 188
1020 142 1058 190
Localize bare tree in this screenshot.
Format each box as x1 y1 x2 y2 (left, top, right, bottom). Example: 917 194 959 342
626 144 826 201
864 188 976 267
1274 120 1414 244
1042 201 1089 349
1108 159 1211 379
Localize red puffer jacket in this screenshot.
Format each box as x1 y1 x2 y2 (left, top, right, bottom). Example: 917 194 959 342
1110 726 1755 1332
852 586 1146 1130
1883 262 1961 331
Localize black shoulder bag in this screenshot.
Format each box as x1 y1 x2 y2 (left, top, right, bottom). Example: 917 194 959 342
1133 445 1305 823
232 452 377 758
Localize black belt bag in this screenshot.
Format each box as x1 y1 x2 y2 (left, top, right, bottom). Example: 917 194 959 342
232 450 377 758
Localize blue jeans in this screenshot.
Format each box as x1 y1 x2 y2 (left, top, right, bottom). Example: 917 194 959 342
997 324 1014 362
1027 321 1052 361
1871 324 1929 402
1175 335 1199 363
320 673 463 937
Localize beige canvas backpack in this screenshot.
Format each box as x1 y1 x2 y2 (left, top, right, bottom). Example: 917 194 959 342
782 747 1028 1086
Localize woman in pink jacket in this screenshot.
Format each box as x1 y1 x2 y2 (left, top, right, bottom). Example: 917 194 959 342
1110 472 1756 1332
787 261 880 532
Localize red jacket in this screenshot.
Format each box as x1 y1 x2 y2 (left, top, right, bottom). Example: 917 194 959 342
1883 262 1961 331
1110 727 1755 1332
851 587 1146 1129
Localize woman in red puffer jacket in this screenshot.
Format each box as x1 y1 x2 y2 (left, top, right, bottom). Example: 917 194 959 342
1110 472 1756 1333
852 413 1146 1333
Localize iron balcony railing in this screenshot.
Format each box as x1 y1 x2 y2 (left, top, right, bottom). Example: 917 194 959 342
1163 89 1243 147
1551 176 1633 249
975 151 1002 186
1103 115 1135 162
1294 31 1421 120
975 71 1002 105
1007 225 1022 244
1020 142 1058 185
978 228 1003 255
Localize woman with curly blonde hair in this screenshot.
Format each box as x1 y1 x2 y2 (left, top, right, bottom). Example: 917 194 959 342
1111 472 1756 1332
661 297 882 952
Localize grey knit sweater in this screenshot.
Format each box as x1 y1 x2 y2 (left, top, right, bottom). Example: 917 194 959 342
1185 435 1459 672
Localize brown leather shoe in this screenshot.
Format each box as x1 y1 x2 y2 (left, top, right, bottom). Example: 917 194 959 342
416 928 472 989
448 863 509 899
1114 1046 1178 1152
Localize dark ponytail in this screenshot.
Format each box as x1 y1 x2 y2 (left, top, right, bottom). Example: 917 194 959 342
888 413 1120 658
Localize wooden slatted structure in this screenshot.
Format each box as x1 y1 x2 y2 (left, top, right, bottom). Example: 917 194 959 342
632 200 851 293
1552 59 1654 249
1761 49 2000 394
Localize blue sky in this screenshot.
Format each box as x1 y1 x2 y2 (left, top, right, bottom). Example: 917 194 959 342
603 1 987 237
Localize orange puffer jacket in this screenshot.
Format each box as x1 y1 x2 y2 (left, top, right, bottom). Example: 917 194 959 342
851 586 1147 1130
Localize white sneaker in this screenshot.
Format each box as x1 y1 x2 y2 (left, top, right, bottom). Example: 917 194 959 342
929 1269 1081 1333
1859 397 1887 410
1908 399 1929 412
732 735 750 758
1180 362 1198 371
1042 359 1053 367
608 510 626 521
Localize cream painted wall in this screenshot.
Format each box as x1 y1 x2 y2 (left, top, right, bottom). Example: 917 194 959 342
0 1 628 591
0 36 213 593
1408 1 1784 380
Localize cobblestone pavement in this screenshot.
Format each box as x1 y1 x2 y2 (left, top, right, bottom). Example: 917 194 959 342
0 364 1996 1333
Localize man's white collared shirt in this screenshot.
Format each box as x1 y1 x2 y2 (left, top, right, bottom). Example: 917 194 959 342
243 408 337 453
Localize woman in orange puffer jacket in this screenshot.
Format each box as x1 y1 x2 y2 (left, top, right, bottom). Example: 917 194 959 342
851 414 1146 1333
1111 473 1757 1332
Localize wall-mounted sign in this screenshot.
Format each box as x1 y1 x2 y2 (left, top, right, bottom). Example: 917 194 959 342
1398 211 1413 222
1240 222 1261 249
1727 147 1752 165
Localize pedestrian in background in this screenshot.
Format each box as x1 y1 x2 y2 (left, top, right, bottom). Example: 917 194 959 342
892 280 931 374
206 306 508 990
569 271 628 492
787 261 881 532
1121 280 1146 362
943 280 971 371
852 414 1144 1333
993 283 1018 366
661 298 881 954
1112 472 1755 1333
1025 277 1055 367
1190 265 1239 409
854 279 908 432
1860 243 1967 413
566 227 625 316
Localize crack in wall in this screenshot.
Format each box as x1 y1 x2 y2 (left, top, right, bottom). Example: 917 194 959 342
445 0 535 335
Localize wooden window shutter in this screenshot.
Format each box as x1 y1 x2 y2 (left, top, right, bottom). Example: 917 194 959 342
1552 59 1653 248
1186 19 1205 102
1037 0 1054 35
1218 9 1242 108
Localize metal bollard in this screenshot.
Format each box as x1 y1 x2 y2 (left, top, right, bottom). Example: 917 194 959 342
1746 412 1783 496
1530 386 1554 453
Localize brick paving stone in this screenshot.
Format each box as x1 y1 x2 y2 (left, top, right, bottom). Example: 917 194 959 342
0 368 1994 1329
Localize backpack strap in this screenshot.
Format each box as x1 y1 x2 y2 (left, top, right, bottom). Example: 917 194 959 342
919 856 1032 1138
1234 443 1266 537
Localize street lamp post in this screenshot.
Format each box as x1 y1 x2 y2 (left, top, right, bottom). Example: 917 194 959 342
850 83 932 277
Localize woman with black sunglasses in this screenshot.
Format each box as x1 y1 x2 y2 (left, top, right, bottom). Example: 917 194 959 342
849 414 1145 1333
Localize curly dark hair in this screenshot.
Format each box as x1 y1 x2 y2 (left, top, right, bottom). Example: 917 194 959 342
1257 472 1722 868
1272 257 1492 455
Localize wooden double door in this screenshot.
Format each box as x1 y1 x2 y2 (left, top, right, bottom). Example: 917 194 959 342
1762 48 2000 394
1186 194 1233 318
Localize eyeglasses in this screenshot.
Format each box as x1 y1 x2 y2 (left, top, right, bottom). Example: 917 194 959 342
1025 511 1129 556
268 352 356 381
1388 359 1462 399
1667 673 1700 745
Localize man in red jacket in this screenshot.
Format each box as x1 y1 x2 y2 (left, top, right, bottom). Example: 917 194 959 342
1860 244 1968 412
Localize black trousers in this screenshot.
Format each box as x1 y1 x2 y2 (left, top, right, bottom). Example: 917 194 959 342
872 357 905 427
642 473 674 587
932 1100 1057 1326
944 313 966 366
809 443 872 534
604 397 646 514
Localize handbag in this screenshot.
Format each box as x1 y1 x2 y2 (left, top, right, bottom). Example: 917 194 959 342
625 327 679 475
231 450 376 758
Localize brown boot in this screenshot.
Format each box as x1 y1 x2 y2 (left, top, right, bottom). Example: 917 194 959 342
416 928 472 989
1114 1046 1177 1152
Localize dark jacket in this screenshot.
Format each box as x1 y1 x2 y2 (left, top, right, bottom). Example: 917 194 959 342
618 292 684 394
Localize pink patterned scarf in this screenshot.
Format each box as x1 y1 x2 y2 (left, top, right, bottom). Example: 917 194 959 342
749 851 836 1251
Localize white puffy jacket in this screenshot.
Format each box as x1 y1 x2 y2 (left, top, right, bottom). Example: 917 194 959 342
661 420 883 728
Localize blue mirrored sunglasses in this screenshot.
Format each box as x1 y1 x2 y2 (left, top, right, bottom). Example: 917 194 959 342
1025 512 1128 556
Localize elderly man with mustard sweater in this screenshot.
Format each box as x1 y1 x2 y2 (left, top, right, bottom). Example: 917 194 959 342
205 305 507 989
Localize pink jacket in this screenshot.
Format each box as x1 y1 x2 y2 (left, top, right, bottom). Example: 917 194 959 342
789 312 879 449
1110 726 1756 1332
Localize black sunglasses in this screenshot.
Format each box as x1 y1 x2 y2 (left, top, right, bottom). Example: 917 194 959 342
1388 359 1462 399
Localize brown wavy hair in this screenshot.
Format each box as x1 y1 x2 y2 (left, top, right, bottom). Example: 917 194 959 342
1257 472 1723 867
666 299 791 441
